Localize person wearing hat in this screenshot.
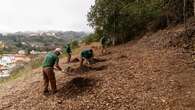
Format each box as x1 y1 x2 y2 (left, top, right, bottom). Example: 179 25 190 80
64 43 72 63
42 48 62 94
80 48 94 67
100 35 109 54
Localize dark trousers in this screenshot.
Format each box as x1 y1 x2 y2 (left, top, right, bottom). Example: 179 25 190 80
42 67 56 93
67 53 71 63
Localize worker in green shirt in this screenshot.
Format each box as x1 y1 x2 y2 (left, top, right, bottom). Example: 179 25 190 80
64 43 72 63
80 48 94 67
42 48 62 95
100 35 108 54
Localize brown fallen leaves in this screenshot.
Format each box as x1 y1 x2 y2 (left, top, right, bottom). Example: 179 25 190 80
1 24 195 110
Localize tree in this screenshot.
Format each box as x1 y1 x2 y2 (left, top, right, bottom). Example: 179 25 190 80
88 0 162 45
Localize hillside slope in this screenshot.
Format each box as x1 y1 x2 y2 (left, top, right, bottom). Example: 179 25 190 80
0 25 195 110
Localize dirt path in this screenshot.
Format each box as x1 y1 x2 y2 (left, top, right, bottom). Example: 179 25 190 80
0 32 195 109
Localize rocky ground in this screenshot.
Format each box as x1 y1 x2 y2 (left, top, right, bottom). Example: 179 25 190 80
0 25 195 110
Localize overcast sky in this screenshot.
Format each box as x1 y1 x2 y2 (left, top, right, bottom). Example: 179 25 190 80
0 0 95 33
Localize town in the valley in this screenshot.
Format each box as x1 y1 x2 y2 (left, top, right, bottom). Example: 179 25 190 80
0 50 45 77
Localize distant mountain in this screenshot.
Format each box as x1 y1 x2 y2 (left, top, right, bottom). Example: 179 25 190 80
0 31 88 53
54 31 87 41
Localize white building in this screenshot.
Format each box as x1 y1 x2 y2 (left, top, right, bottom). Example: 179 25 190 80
18 50 26 55
0 55 16 78
0 55 15 66
30 50 40 55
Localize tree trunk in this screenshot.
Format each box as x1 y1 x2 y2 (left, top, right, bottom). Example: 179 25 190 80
194 0 195 16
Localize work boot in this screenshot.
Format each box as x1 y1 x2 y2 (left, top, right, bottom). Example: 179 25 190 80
43 90 49 95
52 90 57 95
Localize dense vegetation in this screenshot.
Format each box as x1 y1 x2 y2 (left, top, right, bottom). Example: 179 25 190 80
88 0 194 45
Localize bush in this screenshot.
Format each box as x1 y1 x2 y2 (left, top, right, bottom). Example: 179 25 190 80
71 40 79 49
82 33 100 45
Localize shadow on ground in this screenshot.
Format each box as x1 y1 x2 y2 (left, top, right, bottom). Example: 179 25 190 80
56 77 98 99
116 55 128 60
92 58 107 64
67 65 107 75
100 51 112 56
80 65 107 72
71 58 80 63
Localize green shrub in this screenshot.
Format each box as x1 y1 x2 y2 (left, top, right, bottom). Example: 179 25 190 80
71 40 79 49
82 33 100 45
